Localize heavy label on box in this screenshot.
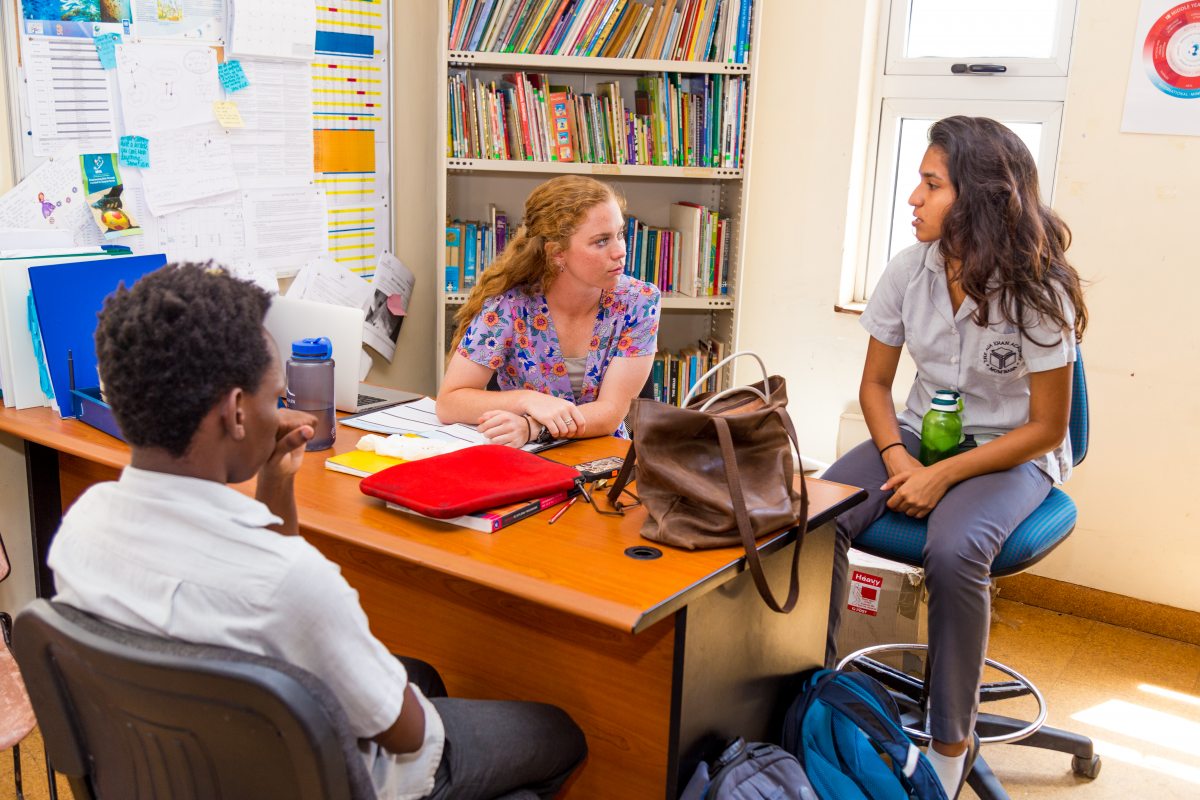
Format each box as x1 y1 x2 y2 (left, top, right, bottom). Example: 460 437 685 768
847 570 883 616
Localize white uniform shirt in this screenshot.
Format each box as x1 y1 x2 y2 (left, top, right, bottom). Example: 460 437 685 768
48 466 445 800
862 241 1077 484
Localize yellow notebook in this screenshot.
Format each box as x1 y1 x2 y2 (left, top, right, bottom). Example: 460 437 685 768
324 450 406 478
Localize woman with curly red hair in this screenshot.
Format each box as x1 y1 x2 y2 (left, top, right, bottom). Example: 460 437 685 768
437 175 660 447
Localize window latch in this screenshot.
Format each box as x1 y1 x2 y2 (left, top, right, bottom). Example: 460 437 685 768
951 63 1008 74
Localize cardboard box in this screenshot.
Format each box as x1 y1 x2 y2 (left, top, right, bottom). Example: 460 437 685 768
836 549 928 675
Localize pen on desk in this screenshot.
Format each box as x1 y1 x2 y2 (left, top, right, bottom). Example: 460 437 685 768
548 496 577 525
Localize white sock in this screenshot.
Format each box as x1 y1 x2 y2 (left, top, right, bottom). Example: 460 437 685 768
926 746 966 797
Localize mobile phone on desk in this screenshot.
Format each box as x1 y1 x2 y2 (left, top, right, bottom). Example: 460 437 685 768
573 455 625 483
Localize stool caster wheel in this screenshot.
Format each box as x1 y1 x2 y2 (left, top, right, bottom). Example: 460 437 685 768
1072 754 1101 779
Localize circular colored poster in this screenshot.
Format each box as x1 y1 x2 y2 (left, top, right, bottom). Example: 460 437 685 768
1144 1 1200 98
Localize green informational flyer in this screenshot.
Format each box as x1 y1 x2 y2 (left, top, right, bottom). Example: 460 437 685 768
79 152 141 240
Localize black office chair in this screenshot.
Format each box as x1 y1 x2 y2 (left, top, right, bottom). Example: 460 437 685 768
838 353 1098 799
12 600 376 800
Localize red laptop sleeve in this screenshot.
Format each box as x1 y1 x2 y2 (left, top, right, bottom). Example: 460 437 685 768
359 444 582 518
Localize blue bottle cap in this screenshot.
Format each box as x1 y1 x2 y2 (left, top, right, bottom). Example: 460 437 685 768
291 336 332 360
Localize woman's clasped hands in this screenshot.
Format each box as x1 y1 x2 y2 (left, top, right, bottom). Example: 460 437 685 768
477 394 587 446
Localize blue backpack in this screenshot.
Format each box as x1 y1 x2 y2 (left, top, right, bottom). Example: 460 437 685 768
781 669 948 800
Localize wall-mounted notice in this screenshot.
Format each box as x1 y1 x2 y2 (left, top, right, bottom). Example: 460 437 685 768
1122 0 1200 135
313 1 391 278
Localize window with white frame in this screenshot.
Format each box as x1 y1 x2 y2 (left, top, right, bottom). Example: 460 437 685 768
851 0 1078 303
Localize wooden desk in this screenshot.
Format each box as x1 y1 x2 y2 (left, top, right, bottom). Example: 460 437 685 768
1 406 865 799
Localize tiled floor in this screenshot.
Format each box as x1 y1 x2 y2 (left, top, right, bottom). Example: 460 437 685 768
967 599 1200 799
2 598 1198 799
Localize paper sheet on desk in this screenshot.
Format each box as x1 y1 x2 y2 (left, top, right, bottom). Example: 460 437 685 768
341 397 566 453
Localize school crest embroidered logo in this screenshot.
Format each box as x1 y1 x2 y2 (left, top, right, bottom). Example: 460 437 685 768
983 340 1022 374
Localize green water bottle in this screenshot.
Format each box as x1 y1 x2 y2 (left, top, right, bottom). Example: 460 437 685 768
919 390 962 466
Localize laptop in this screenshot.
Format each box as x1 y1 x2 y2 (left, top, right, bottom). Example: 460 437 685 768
263 295 422 413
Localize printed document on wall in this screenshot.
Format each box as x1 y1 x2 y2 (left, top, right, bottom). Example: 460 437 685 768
140 123 239 215
0 153 103 247
313 2 391 277
115 43 221 133
286 256 373 310
151 198 249 267
228 58 314 185
363 253 415 362
1122 0 1200 135
243 185 330 276
229 0 316 61
24 38 118 159
131 0 227 42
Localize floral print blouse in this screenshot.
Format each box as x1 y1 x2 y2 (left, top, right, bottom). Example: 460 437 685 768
457 274 661 437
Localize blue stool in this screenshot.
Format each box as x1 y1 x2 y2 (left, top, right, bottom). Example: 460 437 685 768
838 353 1099 799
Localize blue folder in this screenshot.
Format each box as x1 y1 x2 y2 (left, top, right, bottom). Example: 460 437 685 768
27 254 167 418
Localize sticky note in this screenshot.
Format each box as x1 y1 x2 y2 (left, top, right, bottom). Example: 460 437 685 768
218 60 249 92
119 135 150 168
94 33 121 69
212 101 245 128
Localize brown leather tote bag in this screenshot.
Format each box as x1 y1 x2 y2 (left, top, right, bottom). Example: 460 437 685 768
608 352 809 612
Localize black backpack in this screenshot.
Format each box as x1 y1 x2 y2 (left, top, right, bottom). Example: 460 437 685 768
679 737 818 800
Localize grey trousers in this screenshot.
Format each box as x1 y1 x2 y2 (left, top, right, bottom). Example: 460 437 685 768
398 658 587 800
822 430 1052 743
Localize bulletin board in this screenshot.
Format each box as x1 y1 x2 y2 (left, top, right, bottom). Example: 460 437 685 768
0 0 393 278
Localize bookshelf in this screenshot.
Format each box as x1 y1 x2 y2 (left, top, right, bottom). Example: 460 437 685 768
435 0 762 402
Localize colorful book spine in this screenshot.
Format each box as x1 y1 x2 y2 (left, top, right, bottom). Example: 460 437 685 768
735 0 751 63
464 222 478 288
387 488 573 533
445 224 462 292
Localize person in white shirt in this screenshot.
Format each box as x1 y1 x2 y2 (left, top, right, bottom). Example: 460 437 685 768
49 263 585 800
821 117 1088 798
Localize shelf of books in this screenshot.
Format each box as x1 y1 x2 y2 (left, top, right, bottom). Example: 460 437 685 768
448 51 752 75
447 159 742 180
437 0 761 408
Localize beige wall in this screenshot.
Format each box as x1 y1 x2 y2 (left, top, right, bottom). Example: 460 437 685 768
741 0 1200 612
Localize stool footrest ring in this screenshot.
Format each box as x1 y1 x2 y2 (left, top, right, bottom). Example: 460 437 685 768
837 642 1048 746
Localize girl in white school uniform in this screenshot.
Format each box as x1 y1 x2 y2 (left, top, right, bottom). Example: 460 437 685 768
822 116 1088 798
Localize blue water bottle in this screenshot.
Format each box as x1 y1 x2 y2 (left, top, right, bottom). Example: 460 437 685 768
286 337 336 451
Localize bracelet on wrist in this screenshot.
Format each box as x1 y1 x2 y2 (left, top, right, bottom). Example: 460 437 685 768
878 441 905 456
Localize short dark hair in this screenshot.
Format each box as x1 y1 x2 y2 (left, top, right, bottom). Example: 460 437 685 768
95 263 274 457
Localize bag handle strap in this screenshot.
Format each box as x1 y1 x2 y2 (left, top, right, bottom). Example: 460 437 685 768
607 440 637 504
682 351 770 409
712 410 809 614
